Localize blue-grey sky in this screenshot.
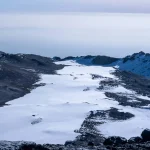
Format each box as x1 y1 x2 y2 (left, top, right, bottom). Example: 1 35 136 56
0 0 150 13
0 1 150 57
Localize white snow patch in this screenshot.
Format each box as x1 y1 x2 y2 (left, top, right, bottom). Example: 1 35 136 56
0 60 150 144
98 107 150 139
136 95 150 101
0 61 117 144
105 85 135 94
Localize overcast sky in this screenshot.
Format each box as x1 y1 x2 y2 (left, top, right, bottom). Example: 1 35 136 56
0 13 150 57
0 1 150 57
0 0 150 13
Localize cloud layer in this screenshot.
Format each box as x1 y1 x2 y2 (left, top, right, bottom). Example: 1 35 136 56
0 13 150 57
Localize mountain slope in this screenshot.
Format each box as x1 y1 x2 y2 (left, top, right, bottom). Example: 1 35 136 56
53 55 120 66
54 51 150 78
0 51 64 106
116 51 150 78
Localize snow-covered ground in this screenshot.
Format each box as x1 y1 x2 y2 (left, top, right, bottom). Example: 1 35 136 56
0 60 150 144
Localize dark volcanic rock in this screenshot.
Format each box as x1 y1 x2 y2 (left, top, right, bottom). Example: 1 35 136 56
92 56 119 65
0 51 64 106
19 143 49 150
88 141 94 147
113 70 150 98
105 92 150 108
0 141 108 150
106 142 150 150
91 74 104 80
0 63 39 106
104 136 127 146
98 78 120 90
55 55 120 66
74 108 134 147
2 129 150 149
64 141 75 146
88 108 134 121
0 52 64 74
53 56 61 61
108 108 134 120
61 56 76 61
122 51 145 63
128 136 142 144
84 55 94 59
141 129 150 142
104 129 150 150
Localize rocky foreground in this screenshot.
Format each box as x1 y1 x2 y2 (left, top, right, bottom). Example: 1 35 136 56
1 129 150 150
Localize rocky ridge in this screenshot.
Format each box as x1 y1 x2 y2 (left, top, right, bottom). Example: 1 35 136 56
0 51 64 106
54 51 150 78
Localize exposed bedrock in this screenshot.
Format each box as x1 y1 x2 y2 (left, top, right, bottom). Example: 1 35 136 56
0 51 64 106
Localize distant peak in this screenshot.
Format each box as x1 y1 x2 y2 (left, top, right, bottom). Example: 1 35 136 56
122 51 147 63
138 51 145 55
131 51 145 57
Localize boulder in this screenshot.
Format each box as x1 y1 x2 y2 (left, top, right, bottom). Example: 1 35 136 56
64 141 75 146
20 143 49 150
141 129 150 141
88 141 94 147
104 136 127 146
128 136 142 144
